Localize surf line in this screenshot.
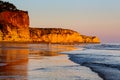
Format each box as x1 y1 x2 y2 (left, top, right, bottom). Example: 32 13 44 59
68 54 105 80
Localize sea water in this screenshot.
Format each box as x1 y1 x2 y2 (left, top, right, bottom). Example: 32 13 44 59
0 43 120 80
62 43 120 80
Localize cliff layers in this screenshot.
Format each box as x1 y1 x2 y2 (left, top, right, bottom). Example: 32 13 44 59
0 11 30 41
30 28 100 43
0 10 100 43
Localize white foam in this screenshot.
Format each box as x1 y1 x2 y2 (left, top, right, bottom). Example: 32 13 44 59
28 55 103 80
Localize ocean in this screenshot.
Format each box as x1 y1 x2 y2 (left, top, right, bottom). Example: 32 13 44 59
0 43 120 80
62 43 120 80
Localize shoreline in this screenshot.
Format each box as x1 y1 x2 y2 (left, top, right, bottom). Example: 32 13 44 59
0 43 103 80
60 47 104 80
28 53 103 80
0 41 100 44
66 44 120 80
68 54 104 80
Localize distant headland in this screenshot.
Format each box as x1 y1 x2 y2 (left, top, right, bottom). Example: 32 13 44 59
0 0 100 43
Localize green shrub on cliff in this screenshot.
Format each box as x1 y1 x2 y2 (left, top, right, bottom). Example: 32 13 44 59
0 0 17 12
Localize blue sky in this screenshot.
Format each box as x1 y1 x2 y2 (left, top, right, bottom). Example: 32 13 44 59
4 0 120 43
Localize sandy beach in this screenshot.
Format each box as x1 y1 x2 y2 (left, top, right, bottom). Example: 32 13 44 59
28 54 102 80
0 43 102 80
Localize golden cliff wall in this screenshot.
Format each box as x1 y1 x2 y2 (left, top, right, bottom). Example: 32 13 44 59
30 28 100 43
0 11 100 43
0 11 30 41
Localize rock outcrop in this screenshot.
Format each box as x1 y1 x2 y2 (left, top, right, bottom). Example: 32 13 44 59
0 11 30 41
30 28 100 43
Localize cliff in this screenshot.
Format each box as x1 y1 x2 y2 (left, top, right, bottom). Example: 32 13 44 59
0 10 100 43
0 1 100 43
30 28 100 43
0 11 30 41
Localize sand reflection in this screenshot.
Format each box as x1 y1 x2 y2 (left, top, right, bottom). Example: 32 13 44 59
0 43 29 80
29 44 76 57
0 43 77 80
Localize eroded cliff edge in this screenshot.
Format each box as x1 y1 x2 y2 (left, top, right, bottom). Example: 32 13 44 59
30 28 100 43
0 10 100 43
0 11 30 41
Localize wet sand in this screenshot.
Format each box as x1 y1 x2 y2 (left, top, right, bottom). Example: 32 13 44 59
0 43 102 80
28 54 102 80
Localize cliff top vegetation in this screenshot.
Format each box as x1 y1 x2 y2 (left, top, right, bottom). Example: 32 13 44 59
0 0 18 12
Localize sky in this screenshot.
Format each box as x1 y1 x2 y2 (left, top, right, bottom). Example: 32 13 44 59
4 0 120 43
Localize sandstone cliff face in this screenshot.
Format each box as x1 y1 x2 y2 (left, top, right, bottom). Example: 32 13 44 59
0 1 100 43
0 29 3 41
30 28 100 43
0 11 100 43
0 11 30 41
